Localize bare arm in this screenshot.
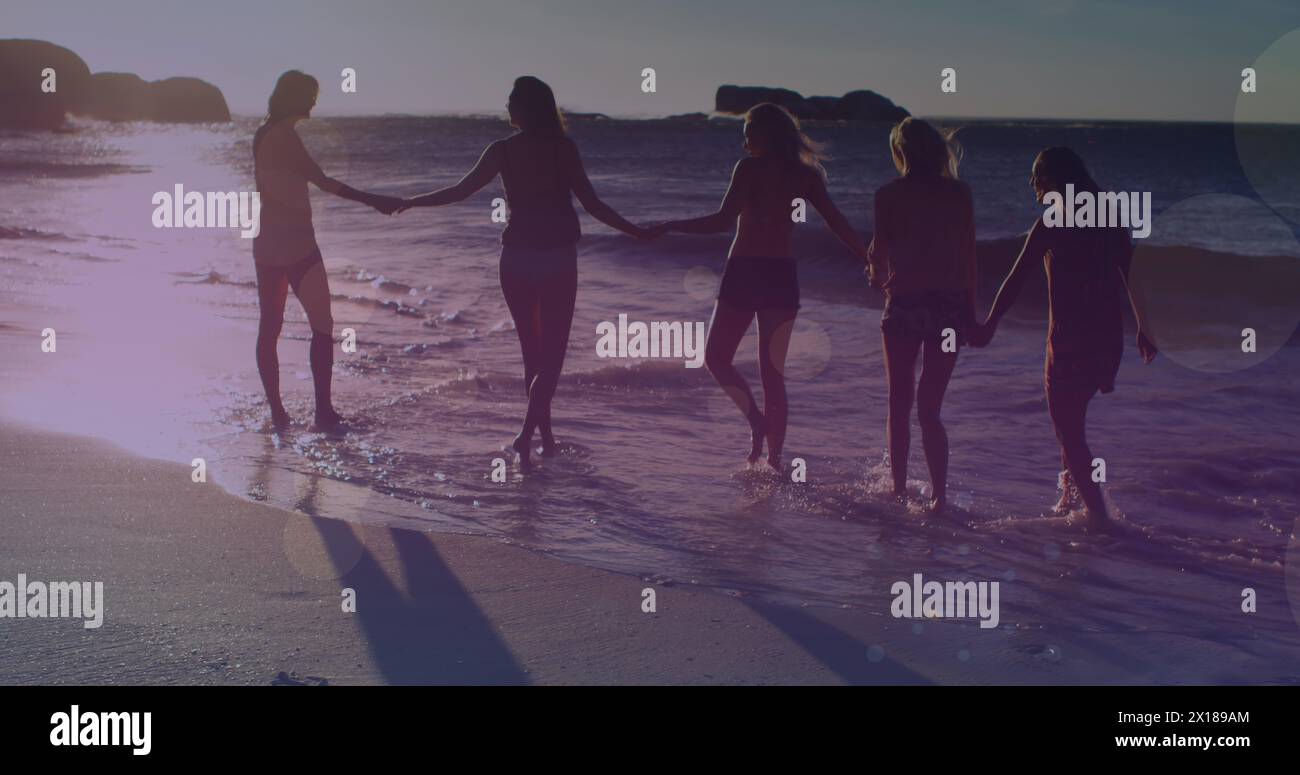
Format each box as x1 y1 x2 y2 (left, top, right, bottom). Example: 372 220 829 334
565 140 645 238
662 159 749 234
985 218 1048 330
806 174 869 262
1114 230 1158 362
293 131 400 212
405 141 504 208
866 190 889 289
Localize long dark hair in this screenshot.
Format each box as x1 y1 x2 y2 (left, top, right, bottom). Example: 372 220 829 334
744 102 828 179
1032 146 1101 194
508 76 566 136
889 117 962 179
266 70 319 123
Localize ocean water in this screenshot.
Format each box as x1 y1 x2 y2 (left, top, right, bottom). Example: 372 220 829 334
2 116 1299 679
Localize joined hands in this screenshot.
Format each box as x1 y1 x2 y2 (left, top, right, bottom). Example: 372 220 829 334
370 195 406 216
635 221 669 240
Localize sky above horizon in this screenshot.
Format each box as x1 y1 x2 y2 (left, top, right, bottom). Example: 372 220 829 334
8 0 1300 122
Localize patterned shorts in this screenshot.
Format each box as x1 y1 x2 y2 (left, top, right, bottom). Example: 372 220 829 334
881 290 971 344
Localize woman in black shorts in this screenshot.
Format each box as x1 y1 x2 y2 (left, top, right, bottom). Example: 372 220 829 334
652 103 869 469
867 118 975 513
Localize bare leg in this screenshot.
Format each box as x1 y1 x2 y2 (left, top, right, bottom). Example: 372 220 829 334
917 336 959 513
255 265 291 428
292 261 340 428
705 300 764 463
501 271 544 465
756 307 797 468
1052 450 1080 514
1047 383 1108 528
501 265 576 465
882 332 923 498
519 267 577 453
510 292 547 452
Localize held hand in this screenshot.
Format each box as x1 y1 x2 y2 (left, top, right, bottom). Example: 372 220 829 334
370 195 404 216
637 222 669 240
1137 330 1158 364
865 264 883 291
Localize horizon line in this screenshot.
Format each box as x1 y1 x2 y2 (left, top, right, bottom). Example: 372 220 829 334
228 110 1300 127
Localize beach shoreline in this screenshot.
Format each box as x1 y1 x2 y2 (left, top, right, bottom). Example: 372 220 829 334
5 420 1295 685
0 421 928 685
3 111 1298 686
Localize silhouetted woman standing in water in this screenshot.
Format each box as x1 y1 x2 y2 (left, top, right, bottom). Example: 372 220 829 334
401 76 648 465
970 147 1156 531
253 70 401 430
867 118 975 514
652 103 869 470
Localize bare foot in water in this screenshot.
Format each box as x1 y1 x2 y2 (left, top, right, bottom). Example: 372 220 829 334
1062 505 1119 535
311 408 345 432
927 496 947 515
1051 470 1080 515
746 411 767 464
540 430 558 457
512 433 533 467
269 407 292 431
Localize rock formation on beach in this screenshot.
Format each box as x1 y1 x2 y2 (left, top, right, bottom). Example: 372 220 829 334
715 84 909 122
81 73 231 123
0 39 230 130
0 40 92 130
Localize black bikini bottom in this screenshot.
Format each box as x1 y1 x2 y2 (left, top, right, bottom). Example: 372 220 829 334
255 249 324 293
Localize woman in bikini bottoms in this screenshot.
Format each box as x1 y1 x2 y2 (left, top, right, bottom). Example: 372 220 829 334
867 117 976 514
399 76 651 465
650 103 870 470
252 70 403 431
969 146 1157 531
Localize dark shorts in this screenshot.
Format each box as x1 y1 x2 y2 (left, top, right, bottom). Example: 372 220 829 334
717 256 800 311
881 290 970 344
1046 338 1123 395
255 249 323 294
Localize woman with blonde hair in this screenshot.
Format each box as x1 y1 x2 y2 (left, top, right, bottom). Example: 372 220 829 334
867 117 975 513
652 103 870 469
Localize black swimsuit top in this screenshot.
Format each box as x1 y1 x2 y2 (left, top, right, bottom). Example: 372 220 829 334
500 136 581 249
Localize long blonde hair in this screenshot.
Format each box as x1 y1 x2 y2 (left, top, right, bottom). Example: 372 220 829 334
889 117 962 179
745 102 828 180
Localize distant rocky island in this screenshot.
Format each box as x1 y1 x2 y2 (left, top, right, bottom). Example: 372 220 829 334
0 39 230 130
715 85 908 122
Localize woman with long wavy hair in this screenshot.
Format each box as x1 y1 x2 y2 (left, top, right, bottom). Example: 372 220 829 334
970 147 1157 530
401 76 650 465
652 103 870 470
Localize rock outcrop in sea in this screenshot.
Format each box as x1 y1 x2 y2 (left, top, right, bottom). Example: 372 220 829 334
715 85 909 122
0 39 231 129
